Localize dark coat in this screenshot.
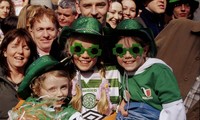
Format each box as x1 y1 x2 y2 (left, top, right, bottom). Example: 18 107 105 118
138 8 165 38
155 19 200 120
0 68 19 120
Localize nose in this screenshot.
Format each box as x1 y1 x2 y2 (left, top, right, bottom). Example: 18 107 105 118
91 6 97 15
160 0 165 3
60 14 65 19
181 4 186 11
43 30 50 37
17 46 23 53
57 89 64 97
124 51 132 58
114 13 119 20
2 7 7 12
81 50 90 58
125 9 130 15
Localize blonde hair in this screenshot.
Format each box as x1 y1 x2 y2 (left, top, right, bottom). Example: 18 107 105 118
17 5 43 29
64 34 111 114
17 5 59 31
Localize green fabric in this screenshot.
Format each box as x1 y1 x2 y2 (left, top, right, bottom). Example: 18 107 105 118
58 17 103 48
9 97 77 120
113 19 157 57
18 55 59 99
122 64 182 110
169 0 179 3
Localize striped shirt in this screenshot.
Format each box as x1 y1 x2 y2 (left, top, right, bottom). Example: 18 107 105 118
74 66 122 118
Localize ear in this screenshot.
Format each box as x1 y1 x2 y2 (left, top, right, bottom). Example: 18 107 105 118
75 0 81 14
75 13 79 19
3 50 7 57
108 0 112 11
29 28 34 38
142 46 149 57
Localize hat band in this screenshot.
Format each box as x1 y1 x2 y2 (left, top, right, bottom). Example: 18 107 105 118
75 28 101 35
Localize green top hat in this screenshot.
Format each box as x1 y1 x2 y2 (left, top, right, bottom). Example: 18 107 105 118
18 55 71 99
113 19 157 57
58 17 103 50
166 0 199 16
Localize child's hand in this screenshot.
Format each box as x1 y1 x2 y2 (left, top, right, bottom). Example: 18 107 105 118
118 100 128 117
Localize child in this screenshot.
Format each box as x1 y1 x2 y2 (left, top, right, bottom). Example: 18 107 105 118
111 19 186 120
8 55 82 120
59 17 122 119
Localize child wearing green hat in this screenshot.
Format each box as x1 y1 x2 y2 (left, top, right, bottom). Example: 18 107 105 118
8 55 82 120
59 16 122 119
111 19 186 120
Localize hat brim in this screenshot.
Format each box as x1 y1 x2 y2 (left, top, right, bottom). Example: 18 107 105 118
58 26 103 50
114 28 153 43
166 0 199 16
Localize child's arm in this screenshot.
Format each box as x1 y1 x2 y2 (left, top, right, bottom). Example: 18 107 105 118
118 99 128 117
159 99 186 120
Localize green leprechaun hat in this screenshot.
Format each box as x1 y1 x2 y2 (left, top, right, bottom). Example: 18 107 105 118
18 55 72 99
58 16 103 50
113 19 157 57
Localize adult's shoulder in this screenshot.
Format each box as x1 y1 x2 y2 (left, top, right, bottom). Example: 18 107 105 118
157 19 200 34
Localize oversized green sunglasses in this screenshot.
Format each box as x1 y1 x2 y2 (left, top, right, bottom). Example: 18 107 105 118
112 43 144 58
70 42 102 58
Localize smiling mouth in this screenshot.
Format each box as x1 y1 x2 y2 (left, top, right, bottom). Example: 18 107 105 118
179 13 187 17
15 56 24 60
80 60 91 64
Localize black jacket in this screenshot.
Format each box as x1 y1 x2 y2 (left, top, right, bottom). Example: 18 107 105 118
0 67 19 120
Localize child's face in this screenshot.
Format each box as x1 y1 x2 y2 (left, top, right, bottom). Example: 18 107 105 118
40 74 69 101
70 38 101 71
114 37 146 72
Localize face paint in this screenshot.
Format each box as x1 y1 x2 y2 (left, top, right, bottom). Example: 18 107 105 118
113 43 143 58
70 42 102 58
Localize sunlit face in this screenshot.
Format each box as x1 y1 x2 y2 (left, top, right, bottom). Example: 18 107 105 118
146 0 166 14
56 6 77 27
106 1 122 28
76 0 110 25
40 74 69 101
4 37 31 70
30 15 58 55
115 37 146 72
122 0 137 19
71 38 99 71
0 1 10 19
172 3 191 19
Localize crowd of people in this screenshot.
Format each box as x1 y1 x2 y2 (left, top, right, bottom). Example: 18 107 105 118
0 0 199 120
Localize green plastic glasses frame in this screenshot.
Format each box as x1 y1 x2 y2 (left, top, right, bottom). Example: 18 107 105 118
70 42 102 58
112 43 144 58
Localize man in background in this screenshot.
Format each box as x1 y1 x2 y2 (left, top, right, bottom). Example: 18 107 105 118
56 0 78 28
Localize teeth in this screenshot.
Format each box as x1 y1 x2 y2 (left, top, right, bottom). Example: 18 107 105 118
125 61 133 64
81 60 90 64
15 57 23 60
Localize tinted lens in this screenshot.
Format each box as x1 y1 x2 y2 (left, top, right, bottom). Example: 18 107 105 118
74 46 82 53
132 46 140 54
90 48 99 55
116 47 124 54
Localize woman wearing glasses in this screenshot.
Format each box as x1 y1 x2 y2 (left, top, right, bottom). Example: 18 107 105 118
111 19 186 120
59 17 121 120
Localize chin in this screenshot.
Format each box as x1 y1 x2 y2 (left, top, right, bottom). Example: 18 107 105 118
125 68 136 72
78 66 92 72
